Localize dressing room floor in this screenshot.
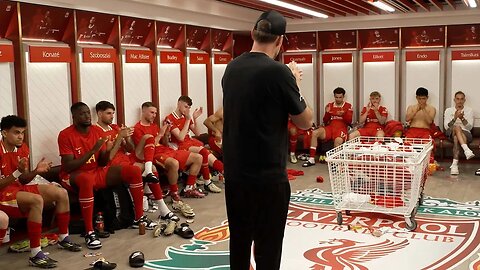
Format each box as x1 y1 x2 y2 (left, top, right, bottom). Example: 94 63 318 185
0 160 479 269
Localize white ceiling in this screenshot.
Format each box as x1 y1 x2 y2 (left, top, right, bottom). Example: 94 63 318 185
18 0 480 32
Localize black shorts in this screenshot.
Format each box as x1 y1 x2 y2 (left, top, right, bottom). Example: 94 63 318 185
445 127 473 143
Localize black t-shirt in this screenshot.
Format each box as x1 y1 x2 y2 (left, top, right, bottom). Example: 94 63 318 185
222 52 306 184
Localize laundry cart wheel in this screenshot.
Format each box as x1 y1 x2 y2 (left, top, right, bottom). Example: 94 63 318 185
405 218 417 231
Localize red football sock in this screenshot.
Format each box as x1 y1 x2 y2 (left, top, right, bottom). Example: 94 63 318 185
212 160 224 174
201 164 210 180
121 165 145 220
309 147 316 158
56 212 70 235
27 221 42 249
76 174 95 232
148 183 163 200
186 174 197 186
199 147 210 164
144 137 155 162
290 136 298 153
169 184 179 193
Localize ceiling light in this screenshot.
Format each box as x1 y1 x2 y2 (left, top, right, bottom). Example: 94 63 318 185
22 38 59 42
259 0 328 18
368 0 396 12
77 41 104 45
464 0 477 8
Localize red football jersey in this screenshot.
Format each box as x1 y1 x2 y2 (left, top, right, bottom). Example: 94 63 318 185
323 102 353 127
0 141 29 178
165 111 193 144
132 121 160 145
96 123 121 141
132 121 174 155
58 125 105 172
96 124 130 164
361 106 388 128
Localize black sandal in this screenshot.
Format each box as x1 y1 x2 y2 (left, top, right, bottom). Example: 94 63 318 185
174 223 194 239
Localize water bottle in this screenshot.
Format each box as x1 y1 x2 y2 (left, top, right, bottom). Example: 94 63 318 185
95 212 105 233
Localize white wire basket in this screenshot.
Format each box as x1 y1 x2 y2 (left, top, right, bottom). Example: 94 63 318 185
325 136 433 231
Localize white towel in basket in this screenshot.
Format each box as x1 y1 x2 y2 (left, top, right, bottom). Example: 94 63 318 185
343 192 371 203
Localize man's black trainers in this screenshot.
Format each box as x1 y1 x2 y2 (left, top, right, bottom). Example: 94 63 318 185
58 237 82 252
143 173 159 183
29 251 57 268
132 215 158 230
160 212 180 222
302 159 316 167
85 232 102 249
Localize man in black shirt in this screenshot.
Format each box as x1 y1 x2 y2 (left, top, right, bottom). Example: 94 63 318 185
222 10 313 270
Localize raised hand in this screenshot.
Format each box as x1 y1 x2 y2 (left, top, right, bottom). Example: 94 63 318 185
325 104 331 114
454 109 462 119
160 122 171 136
118 125 133 138
185 108 192 120
366 102 373 111
288 61 303 82
193 107 203 119
17 157 29 173
34 157 52 174
92 137 107 152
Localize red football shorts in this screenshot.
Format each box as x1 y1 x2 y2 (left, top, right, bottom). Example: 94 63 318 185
405 127 431 139
324 125 347 142
178 138 204 151
208 135 222 154
155 149 191 171
0 183 41 218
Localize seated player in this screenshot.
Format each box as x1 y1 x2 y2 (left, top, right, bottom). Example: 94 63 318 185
165 96 222 193
203 107 223 157
349 91 388 140
405 87 436 162
288 119 312 164
1 115 80 268
303 87 353 167
132 102 201 216
58 102 168 249
405 87 436 140
443 91 475 175
95 101 184 218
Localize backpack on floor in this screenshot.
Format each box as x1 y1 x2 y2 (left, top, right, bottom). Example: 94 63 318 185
95 184 135 231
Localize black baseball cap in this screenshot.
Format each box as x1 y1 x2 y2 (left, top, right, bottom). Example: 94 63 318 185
254 10 286 36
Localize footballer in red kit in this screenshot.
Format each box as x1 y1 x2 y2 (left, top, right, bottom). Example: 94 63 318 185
95 101 134 167
303 87 353 167
287 119 313 164
165 96 223 194
133 102 204 204
1 115 80 268
349 91 388 140
95 101 183 221
59 102 176 250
